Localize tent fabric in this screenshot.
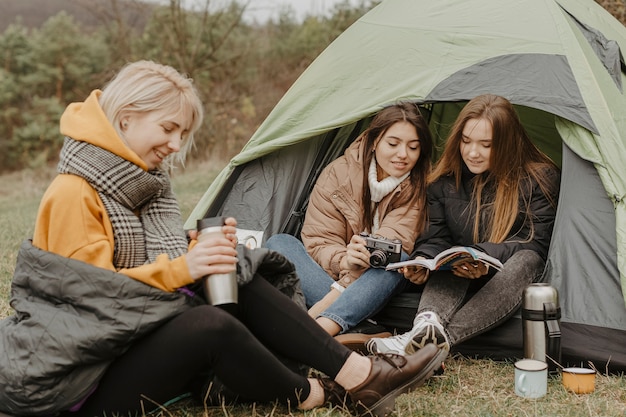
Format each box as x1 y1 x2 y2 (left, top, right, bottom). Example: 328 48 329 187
186 0 626 372
426 54 596 132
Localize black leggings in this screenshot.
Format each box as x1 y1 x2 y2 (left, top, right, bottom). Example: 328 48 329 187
71 276 352 416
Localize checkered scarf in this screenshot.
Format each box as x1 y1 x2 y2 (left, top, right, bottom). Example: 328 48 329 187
57 137 188 269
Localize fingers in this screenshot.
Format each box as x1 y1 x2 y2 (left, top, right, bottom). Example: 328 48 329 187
453 262 487 279
403 267 430 285
351 234 367 245
194 234 238 252
225 232 238 246
224 217 238 227
345 238 370 268
186 241 238 281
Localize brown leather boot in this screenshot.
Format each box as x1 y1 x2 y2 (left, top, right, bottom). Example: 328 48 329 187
348 343 447 416
316 375 352 411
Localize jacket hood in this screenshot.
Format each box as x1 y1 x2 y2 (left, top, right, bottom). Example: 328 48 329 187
345 134 365 165
59 90 147 170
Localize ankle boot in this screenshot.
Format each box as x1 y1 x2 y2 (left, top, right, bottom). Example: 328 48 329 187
348 343 447 416
316 376 352 410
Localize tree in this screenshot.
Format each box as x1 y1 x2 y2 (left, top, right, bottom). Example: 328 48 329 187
139 0 258 158
0 20 32 161
25 12 108 101
73 0 154 67
0 12 108 171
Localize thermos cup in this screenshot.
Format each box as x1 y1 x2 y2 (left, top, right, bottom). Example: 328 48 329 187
197 217 238 309
522 283 561 372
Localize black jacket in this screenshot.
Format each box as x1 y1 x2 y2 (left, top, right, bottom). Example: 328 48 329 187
412 165 560 264
0 240 303 415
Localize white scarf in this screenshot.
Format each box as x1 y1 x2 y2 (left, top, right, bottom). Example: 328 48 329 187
368 157 410 232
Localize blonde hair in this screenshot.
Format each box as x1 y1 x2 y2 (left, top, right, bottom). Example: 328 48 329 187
99 60 204 166
430 94 558 243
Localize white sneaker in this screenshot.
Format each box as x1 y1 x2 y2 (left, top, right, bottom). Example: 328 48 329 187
366 312 450 355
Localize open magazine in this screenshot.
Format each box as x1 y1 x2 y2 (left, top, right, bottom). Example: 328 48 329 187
386 246 503 272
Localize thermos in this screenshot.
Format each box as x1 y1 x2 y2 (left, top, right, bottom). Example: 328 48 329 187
522 283 561 372
197 217 238 311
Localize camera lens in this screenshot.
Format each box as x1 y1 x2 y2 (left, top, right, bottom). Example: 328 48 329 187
369 249 388 268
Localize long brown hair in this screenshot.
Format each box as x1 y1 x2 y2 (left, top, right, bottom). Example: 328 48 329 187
361 102 433 233
430 94 558 243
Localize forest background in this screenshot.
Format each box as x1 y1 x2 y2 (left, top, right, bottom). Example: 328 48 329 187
0 0 376 173
1 0 624 175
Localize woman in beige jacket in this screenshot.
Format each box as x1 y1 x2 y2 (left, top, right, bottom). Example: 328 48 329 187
265 102 433 337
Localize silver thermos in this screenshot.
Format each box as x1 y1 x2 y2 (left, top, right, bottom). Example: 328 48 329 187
197 217 238 312
522 283 561 372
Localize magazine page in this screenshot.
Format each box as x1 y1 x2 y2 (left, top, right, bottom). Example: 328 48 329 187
386 246 502 271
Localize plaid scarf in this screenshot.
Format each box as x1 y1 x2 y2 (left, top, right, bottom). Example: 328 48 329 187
57 137 188 269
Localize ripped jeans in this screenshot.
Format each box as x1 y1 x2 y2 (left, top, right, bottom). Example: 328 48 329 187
417 249 545 346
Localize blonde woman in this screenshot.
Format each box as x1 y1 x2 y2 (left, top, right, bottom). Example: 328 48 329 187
0 61 446 417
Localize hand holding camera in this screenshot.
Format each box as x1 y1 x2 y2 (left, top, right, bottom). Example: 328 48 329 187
359 232 402 268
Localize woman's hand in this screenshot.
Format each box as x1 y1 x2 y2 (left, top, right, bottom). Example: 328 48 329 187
221 216 239 246
186 217 239 281
187 217 238 245
452 260 488 279
340 234 371 271
401 259 430 285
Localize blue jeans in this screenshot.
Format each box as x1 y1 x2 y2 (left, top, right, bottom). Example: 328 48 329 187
418 249 545 346
265 234 409 333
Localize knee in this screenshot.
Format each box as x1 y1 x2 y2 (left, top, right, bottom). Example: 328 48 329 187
510 250 544 267
265 234 307 259
180 305 239 339
502 250 545 280
265 233 299 251
172 306 249 357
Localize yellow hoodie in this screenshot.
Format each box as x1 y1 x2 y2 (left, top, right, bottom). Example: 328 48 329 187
32 90 194 292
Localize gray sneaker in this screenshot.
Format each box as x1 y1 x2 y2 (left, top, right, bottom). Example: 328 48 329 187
366 312 450 355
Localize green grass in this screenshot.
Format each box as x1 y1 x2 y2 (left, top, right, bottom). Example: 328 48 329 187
1 164 626 417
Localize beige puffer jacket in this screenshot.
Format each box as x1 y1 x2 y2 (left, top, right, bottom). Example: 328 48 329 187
301 136 422 287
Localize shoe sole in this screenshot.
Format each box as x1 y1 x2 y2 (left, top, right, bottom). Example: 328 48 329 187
406 326 449 355
359 347 448 417
335 332 393 354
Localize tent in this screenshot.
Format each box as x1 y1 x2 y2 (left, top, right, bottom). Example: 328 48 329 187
185 0 626 372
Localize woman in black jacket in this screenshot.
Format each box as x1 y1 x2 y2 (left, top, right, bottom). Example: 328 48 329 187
367 94 560 355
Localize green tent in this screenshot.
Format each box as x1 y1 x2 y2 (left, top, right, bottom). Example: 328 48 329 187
186 0 626 371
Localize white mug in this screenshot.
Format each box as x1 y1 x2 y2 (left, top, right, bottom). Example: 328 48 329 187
514 359 548 398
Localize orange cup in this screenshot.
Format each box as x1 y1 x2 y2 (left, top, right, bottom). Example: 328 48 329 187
562 367 596 394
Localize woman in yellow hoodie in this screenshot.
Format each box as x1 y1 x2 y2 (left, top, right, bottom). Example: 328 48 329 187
0 60 447 417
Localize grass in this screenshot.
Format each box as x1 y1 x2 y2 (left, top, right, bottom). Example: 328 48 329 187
1 163 626 417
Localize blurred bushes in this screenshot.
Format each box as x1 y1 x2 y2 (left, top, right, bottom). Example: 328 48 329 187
0 0 374 172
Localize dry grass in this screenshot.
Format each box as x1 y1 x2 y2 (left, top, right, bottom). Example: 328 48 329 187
1 164 625 417
143 354 626 417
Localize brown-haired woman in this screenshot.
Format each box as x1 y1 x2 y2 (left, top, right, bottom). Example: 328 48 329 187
367 94 560 355
265 102 433 337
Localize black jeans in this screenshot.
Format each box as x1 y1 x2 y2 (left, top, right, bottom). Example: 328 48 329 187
418 250 545 346
69 276 352 416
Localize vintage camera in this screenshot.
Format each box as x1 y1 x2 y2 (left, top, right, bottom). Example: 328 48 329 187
359 232 402 268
